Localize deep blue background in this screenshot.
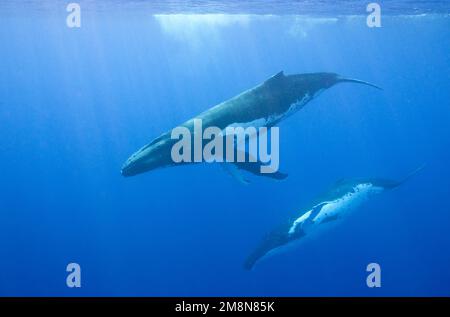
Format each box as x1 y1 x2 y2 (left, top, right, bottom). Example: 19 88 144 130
0 2 449 296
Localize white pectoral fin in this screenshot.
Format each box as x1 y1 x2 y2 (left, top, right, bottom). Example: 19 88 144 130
309 202 330 223
290 202 330 234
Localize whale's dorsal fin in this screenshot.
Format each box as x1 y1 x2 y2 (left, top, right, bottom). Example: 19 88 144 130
264 71 285 85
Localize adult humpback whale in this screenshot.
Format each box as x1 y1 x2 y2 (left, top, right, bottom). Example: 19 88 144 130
244 167 423 270
121 71 380 178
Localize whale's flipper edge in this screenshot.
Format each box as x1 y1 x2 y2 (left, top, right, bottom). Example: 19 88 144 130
222 150 288 184
233 161 288 182
221 163 250 185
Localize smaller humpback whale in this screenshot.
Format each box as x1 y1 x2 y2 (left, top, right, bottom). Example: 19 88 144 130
244 166 424 270
121 72 381 180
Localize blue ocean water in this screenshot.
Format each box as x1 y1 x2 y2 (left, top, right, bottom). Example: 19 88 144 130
0 1 449 296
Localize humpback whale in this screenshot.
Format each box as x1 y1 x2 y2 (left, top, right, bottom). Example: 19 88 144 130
244 166 423 270
121 71 380 179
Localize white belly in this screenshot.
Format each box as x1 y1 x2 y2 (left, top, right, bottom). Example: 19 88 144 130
290 183 384 235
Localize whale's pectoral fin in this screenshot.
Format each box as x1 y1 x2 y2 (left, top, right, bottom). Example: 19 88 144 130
224 161 287 184
221 163 250 185
302 202 329 229
234 151 288 181
222 150 287 183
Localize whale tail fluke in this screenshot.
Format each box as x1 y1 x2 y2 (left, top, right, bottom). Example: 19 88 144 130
382 164 426 189
337 77 383 90
398 163 426 186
